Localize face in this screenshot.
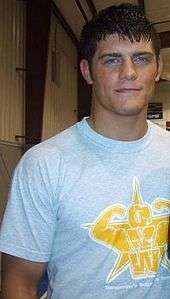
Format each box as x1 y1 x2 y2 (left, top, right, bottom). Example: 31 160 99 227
80 35 162 119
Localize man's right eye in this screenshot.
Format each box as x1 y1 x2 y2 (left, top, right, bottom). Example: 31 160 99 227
105 57 122 65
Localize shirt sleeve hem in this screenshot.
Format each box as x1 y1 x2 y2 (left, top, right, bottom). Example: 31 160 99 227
0 243 50 262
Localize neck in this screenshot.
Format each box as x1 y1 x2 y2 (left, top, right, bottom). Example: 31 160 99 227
88 111 148 141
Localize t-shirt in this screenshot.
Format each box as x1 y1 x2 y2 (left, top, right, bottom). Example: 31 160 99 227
0 118 170 299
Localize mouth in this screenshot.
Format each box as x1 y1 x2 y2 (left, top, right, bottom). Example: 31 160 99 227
115 88 142 93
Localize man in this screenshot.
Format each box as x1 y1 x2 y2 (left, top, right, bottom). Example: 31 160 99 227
0 3 170 299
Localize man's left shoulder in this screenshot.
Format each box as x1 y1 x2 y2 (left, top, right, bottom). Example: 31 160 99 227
150 121 170 142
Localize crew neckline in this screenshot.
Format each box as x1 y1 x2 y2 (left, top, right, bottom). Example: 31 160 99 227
77 117 154 153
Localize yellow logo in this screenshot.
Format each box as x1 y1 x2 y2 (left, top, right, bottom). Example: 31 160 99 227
82 178 170 283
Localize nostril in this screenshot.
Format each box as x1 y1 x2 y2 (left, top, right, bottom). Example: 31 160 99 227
119 61 137 80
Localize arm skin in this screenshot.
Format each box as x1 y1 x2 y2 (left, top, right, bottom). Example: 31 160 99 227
1 253 47 299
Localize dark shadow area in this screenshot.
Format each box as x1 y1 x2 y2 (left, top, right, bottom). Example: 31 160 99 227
38 271 48 298
168 216 170 259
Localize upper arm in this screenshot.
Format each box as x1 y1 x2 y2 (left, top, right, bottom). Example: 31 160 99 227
1 253 47 298
0 151 57 263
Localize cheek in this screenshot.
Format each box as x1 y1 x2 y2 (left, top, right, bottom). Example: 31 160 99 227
93 67 116 82
93 73 110 92
141 76 156 102
141 72 157 90
95 71 117 91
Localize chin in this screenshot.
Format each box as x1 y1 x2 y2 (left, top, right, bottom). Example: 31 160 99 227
115 105 147 117
114 98 148 116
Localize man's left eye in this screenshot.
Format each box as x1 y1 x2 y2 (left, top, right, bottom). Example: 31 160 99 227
133 56 149 64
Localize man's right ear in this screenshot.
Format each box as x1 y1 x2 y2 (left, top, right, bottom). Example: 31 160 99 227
80 59 93 85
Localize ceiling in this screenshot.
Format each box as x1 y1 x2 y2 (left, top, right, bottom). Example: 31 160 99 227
53 0 170 82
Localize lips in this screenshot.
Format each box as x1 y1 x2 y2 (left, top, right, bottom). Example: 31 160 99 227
115 88 142 93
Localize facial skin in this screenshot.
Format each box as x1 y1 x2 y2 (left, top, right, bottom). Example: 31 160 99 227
80 35 162 140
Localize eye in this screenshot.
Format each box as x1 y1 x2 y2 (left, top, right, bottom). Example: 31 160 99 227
105 57 122 65
133 55 151 65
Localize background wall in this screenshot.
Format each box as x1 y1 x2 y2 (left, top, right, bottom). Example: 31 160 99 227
42 13 78 139
0 0 78 221
0 141 23 289
0 0 26 143
0 0 170 296
151 82 170 128
0 142 23 221
0 0 26 224
0 2 78 290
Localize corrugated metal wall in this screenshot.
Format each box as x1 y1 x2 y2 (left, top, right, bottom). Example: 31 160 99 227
42 13 78 139
0 141 23 220
0 140 23 287
0 0 26 143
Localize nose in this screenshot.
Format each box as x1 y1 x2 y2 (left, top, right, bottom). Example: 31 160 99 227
119 58 137 81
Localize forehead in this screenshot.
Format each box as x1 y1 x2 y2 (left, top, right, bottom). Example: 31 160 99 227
94 34 154 57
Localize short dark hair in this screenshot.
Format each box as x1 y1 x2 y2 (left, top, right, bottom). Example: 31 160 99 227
79 3 161 63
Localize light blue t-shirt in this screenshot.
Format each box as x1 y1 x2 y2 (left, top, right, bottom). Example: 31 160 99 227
0 118 170 299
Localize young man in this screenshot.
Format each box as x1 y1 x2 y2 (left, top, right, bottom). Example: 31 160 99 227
0 3 170 299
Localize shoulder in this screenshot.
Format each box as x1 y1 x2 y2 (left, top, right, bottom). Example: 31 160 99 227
149 121 170 139
15 120 87 175
149 121 170 149
23 122 79 161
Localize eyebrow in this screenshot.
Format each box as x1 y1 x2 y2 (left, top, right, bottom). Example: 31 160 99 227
98 53 121 60
133 52 155 58
98 51 155 60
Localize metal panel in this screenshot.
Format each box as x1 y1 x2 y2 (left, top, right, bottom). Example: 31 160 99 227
154 23 170 33
42 14 78 139
160 48 170 81
145 0 170 23
145 0 170 32
79 0 94 19
0 0 25 143
0 141 23 220
53 0 86 37
94 0 138 11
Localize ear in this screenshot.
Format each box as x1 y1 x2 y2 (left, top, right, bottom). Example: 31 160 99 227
80 59 93 84
155 55 163 82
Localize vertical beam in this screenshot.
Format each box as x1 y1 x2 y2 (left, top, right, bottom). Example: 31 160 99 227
138 0 145 12
74 0 88 23
52 1 79 48
26 0 51 146
159 31 170 48
85 0 97 17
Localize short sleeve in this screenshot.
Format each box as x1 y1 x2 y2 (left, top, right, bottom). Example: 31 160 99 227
0 148 59 262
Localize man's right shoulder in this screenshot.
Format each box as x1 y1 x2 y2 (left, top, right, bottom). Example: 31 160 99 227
20 122 80 166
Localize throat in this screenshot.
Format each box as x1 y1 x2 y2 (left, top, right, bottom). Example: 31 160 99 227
87 116 148 141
